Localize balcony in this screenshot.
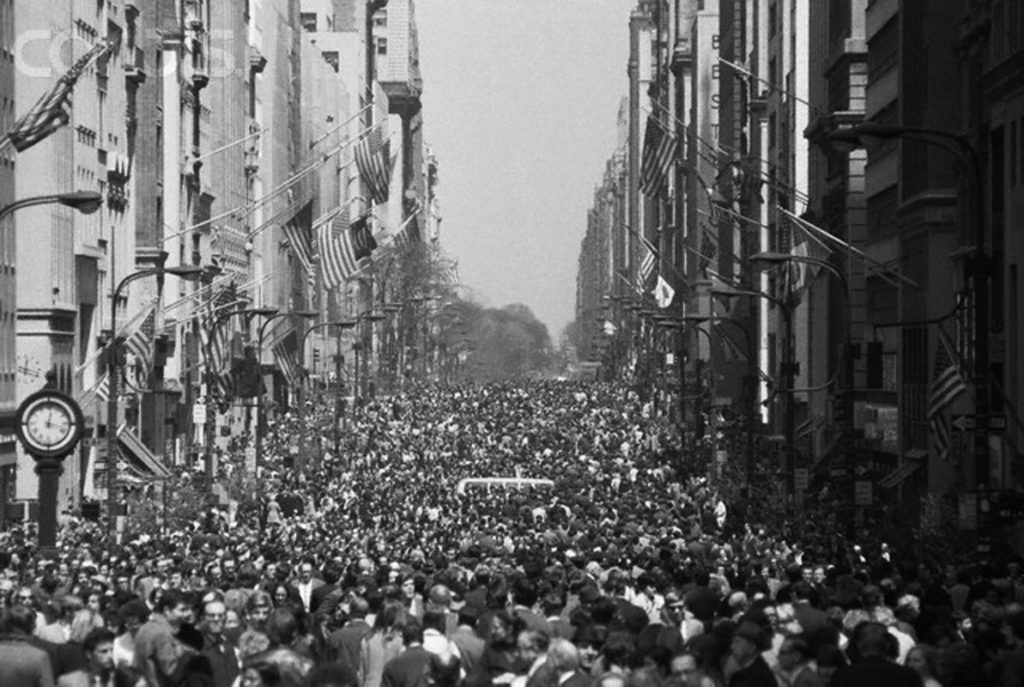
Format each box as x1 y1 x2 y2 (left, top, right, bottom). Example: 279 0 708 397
124 46 146 85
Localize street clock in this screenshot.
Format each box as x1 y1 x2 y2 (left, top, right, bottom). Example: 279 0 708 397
16 389 85 459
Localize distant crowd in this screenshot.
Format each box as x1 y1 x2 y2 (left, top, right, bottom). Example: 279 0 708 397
1 381 1022 687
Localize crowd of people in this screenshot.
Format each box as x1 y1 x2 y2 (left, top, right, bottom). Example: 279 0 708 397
0 380 1022 687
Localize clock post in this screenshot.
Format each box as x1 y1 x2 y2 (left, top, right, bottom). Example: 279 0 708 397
15 388 85 556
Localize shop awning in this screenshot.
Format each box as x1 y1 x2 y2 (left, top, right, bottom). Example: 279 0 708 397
117 424 171 479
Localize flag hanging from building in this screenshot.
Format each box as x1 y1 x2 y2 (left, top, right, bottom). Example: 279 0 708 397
603 320 618 336
654 275 675 309
786 215 833 297
318 209 377 289
928 329 969 461
698 224 719 275
281 201 316 275
271 338 302 388
5 42 109 152
393 215 422 248
77 373 110 410
640 116 678 197
638 237 657 287
125 308 156 369
355 125 395 205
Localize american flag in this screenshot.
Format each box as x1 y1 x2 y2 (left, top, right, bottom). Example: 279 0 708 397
354 126 395 205
928 329 968 460
318 209 377 289
393 215 422 248
281 202 315 275
77 374 110 409
125 308 156 368
640 115 678 197
272 338 302 388
637 236 657 293
6 42 108 152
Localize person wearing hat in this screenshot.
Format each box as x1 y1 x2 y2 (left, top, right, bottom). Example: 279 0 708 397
726 620 775 687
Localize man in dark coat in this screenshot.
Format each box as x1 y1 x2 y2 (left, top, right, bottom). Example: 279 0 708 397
382 620 435 687
328 596 373 672
727 621 777 687
832 623 922 687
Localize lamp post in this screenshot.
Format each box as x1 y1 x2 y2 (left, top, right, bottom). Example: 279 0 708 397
0 190 103 222
684 314 758 488
829 123 990 489
0 190 103 533
253 309 317 482
711 283 796 500
106 255 203 543
353 310 385 402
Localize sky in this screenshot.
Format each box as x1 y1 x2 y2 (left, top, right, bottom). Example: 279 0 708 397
416 0 636 342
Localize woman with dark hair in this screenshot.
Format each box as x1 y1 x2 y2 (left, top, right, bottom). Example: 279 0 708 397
359 598 407 687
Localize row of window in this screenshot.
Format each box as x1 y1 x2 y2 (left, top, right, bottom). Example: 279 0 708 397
1008 116 1024 189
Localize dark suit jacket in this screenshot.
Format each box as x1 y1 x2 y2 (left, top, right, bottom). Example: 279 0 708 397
382 645 434 687
562 671 593 687
832 657 923 687
329 619 373 671
310 583 339 614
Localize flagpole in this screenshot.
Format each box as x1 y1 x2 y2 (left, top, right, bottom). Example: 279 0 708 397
193 126 269 164
718 58 821 115
779 207 918 288
616 220 691 291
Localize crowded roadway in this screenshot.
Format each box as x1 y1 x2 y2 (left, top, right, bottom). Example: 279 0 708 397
0 381 1021 686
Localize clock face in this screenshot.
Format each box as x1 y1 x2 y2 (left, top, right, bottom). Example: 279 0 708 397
26 401 73 448
16 391 84 458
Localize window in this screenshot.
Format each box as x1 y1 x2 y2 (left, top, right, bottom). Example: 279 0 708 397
376 37 387 56
300 12 317 32
374 10 388 27
769 3 777 36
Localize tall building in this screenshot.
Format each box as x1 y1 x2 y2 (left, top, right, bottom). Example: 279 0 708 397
0 0 16 522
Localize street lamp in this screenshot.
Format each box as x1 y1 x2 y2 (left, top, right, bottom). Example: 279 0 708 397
829 123 990 489
0 190 104 221
711 283 797 500
353 311 385 401
253 309 317 482
106 256 204 543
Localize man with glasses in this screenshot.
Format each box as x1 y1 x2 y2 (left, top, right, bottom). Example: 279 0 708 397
200 598 240 687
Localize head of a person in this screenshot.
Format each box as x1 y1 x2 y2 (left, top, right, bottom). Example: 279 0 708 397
777 636 812 673
670 652 704 687
348 595 369 620
730 621 766 666
299 560 315 584
246 591 273 630
83 627 116 673
402 618 425 647
69 608 105 643
601 631 635 671
4 604 37 635
240 657 282 687
574 624 605 670
814 644 848 683
266 607 298 647
516 629 550 667
119 599 150 637
156 589 191 631
547 638 581 675
855 622 897 660
202 599 227 636
905 645 938 678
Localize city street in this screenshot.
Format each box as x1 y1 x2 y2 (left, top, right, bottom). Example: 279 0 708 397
0 0 1023 686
